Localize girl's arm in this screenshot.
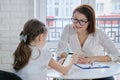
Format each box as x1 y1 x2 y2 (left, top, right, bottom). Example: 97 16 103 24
48 54 78 75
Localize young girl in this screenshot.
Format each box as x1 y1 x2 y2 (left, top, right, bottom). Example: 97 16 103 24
13 19 78 80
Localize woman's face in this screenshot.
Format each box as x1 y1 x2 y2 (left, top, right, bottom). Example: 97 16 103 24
72 11 89 32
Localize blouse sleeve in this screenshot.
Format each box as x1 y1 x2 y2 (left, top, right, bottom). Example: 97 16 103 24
56 24 70 57
98 29 120 62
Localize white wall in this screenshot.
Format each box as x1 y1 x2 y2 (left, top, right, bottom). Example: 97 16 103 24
0 0 34 71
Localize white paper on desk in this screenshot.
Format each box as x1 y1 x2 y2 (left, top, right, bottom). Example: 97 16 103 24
75 62 110 69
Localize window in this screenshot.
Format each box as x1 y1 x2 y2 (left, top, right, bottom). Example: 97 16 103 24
34 0 120 48
95 0 120 46
96 3 104 11
46 0 82 42
54 0 59 5
112 2 120 13
55 7 59 16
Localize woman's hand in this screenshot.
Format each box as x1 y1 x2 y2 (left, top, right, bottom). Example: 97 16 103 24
71 54 79 64
77 55 95 64
77 55 85 63
81 57 94 64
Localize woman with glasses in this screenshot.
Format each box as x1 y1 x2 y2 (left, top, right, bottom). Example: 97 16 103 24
56 4 120 80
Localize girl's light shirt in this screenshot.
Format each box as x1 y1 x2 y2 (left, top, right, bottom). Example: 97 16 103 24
16 46 52 80
57 24 120 62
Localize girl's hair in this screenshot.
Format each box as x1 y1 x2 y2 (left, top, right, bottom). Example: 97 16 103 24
13 19 47 71
73 4 96 34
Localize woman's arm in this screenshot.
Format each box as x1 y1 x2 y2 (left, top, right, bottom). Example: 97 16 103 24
56 24 70 57
98 29 120 62
77 55 111 64
79 29 120 64
91 55 111 62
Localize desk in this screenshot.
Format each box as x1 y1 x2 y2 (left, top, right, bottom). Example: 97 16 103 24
47 62 120 79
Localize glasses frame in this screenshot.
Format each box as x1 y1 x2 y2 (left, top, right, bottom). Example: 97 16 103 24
71 17 88 26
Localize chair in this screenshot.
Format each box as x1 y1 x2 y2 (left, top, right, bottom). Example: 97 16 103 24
0 70 22 80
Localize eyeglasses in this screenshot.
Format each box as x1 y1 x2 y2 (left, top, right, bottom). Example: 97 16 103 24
71 17 88 26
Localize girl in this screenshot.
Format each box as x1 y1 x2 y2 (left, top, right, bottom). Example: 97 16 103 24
13 19 78 80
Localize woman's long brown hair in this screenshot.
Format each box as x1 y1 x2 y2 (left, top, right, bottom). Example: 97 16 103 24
13 19 47 71
73 4 96 34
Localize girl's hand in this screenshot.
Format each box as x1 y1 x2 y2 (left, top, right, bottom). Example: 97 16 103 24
57 58 65 65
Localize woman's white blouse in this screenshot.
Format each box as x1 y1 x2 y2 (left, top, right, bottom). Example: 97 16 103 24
16 46 52 80
57 24 120 62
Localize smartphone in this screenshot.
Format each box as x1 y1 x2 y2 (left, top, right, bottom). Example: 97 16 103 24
62 53 73 66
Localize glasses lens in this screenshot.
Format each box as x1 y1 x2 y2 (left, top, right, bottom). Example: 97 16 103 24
71 17 88 26
79 20 86 26
71 18 78 23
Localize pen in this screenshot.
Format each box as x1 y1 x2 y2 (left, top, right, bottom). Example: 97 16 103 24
83 66 110 69
74 63 110 69
91 63 93 66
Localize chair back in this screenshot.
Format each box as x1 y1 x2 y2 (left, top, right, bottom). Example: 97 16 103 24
0 70 22 80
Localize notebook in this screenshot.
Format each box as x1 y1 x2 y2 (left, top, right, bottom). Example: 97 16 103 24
74 62 110 69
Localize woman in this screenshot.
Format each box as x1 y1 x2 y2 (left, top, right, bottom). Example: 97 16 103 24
57 4 120 80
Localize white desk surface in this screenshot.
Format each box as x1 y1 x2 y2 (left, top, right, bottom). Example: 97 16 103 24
47 62 120 79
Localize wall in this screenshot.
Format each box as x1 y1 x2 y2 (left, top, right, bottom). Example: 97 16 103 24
0 0 34 71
